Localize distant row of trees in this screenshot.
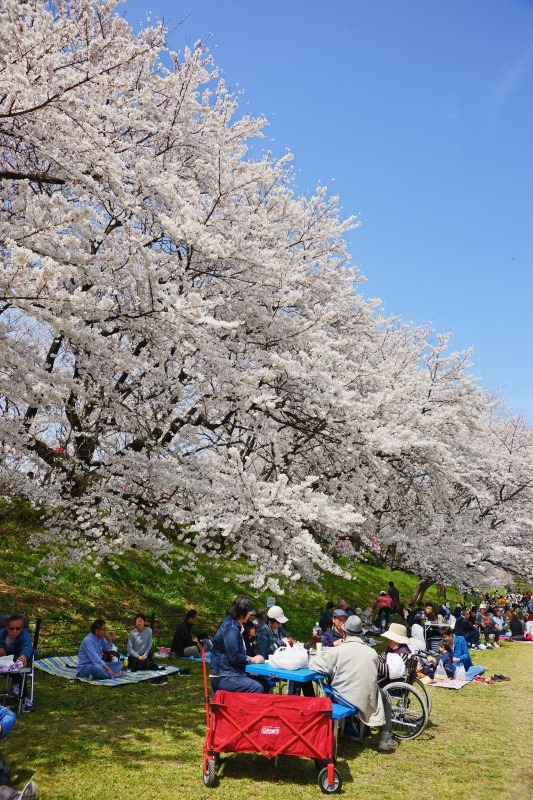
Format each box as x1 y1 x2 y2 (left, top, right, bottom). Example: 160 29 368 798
1 1 531 591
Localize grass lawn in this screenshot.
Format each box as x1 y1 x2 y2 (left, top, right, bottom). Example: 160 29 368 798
2 642 532 800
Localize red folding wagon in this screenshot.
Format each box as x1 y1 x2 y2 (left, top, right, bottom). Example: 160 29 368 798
201 656 342 793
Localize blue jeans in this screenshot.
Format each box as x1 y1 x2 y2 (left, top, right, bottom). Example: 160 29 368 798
463 629 480 646
465 666 485 680
77 662 122 680
210 675 265 693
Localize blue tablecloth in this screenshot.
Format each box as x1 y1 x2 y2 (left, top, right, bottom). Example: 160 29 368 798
245 662 324 683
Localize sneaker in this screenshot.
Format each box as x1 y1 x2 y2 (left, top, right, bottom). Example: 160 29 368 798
20 781 40 800
150 676 168 685
378 735 398 752
21 699 35 713
473 676 484 682
9 684 20 699
492 643 500 648
478 644 487 650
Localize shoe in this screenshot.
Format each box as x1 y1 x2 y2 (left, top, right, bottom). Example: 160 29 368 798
491 675 502 681
495 674 510 681
484 678 494 684
20 781 40 800
473 676 484 682
9 684 20 699
478 644 487 650
150 676 168 685
343 735 360 743
378 735 398 752
492 643 500 648
21 699 35 713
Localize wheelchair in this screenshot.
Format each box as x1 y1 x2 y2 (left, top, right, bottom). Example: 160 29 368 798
378 655 429 740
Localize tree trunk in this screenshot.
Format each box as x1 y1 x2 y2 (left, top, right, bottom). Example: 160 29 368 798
410 577 434 606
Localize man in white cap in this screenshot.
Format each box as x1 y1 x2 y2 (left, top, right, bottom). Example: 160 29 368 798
309 616 398 752
255 605 289 658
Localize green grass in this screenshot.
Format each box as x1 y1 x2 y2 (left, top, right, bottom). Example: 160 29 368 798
2 643 532 800
2 499 532 799
1 499 469 652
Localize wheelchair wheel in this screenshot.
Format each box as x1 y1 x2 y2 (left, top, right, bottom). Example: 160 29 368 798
385 682 428 740
203 757 216 787
318 766 343 794
413 677 432 715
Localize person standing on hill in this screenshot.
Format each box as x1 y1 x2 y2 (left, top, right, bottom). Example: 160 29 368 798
372 592 393 629
388 581 401 613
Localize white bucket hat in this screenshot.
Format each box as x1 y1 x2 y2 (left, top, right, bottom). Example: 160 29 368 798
267 605 288 624
380 623 410 645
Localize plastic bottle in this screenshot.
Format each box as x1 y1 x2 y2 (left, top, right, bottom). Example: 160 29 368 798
123 656 128 672
312 622 322 648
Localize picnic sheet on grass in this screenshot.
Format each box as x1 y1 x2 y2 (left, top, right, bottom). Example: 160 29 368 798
35 655 186 686
429 678 469 690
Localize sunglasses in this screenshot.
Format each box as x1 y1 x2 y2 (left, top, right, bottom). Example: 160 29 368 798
7 626 22 631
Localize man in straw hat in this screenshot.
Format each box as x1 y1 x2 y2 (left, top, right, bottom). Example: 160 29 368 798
309 616 398 752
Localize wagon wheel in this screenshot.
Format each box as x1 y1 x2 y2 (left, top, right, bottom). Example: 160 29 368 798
203 757 216 787
318 766 343 794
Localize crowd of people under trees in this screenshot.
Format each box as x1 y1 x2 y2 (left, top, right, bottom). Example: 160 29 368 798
1 585 532 794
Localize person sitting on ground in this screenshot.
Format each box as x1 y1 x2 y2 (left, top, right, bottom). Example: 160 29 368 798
0 615 34 713
319 602 335 633
309 615 398 752
76 619 123 680
436 639 456 678
209 595 265 694
408 623 427 654
372 592 394 629
441 626 485 680
377 623 412 681
1 704 40 799
322 609 347 647
127 614 158 670
478 604 500 647
170 610 201 658
255 606 290 658
508 612 525 640
453 608 481 648
338 598 357 617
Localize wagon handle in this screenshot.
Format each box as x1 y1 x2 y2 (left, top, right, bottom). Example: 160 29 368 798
201 646 211 725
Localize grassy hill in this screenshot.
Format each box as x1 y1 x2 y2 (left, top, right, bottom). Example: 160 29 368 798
1 498 466 652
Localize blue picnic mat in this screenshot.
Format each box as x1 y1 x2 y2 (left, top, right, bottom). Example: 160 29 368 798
35 655 186 686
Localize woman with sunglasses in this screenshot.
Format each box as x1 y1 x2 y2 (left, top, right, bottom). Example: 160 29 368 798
0 615 34 713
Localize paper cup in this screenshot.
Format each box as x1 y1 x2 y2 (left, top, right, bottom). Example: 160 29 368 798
316 642 322 652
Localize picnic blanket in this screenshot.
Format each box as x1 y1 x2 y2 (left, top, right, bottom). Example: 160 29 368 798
35 655 186 686
429 678 469 690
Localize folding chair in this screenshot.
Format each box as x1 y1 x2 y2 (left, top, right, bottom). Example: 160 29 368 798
1 617 42 714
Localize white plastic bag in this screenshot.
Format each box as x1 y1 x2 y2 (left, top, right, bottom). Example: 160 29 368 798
386 652 407 679
268 643 308 671
454 663 467 682
434 660 447 681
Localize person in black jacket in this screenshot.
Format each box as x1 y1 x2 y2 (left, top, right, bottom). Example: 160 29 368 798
171 610 200 657
453 608 481 647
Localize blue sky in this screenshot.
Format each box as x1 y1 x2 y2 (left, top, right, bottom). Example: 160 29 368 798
124 0 533 421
